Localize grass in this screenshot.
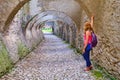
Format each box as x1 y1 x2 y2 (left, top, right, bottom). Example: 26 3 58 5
69 45 75 49
17 43 30 59
42 28 52 33
75 48 82 54
0 41 13 77
91 62 118 80
64 41 69 44
91 70 103 80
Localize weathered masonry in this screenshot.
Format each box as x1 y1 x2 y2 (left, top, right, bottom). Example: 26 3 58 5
0 0 120 79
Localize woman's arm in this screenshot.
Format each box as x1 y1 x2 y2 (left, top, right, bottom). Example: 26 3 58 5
90 16 94 28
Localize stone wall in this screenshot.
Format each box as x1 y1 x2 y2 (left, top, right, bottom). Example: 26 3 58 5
76 0 120 79
0 0 44 67
93 0 120 78
0 0 120 79
2 8 44 63
0 0 30 32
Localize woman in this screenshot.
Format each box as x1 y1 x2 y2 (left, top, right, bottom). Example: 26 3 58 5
83 16 94 71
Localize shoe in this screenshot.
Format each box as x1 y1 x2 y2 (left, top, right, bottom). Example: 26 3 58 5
84 65 93 71
89 65 93 70
84 67 90 71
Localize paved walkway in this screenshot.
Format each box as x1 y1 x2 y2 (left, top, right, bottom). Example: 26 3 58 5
0 33 95 80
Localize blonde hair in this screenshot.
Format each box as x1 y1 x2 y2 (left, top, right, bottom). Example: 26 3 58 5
84 22 93 33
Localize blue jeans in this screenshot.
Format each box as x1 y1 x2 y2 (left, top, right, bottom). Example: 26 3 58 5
83 44 92 67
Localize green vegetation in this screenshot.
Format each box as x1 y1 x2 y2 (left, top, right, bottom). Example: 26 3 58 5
17 43 30 59
75 48 82 54
69 44 75 49
64 41 75 49
41 28 52 33
64 41 69 44
91 70 103 80
91 62 118 80
69 45 82 55
0 41 13 77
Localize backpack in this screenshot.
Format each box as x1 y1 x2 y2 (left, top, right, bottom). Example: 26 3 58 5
91 32 98 47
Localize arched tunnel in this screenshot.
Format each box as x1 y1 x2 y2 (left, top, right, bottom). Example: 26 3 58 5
0 0 120 79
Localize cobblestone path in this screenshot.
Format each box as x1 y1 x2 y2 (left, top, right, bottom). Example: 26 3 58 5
0 33 95 80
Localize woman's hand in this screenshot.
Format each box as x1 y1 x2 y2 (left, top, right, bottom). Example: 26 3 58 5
91 16 94 20
90 16 94 28
82 48 85 54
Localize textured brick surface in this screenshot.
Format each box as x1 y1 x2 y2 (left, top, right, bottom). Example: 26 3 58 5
0 0 119 79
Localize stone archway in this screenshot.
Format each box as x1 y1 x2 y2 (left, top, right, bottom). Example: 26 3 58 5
0 0 92 32
0 0 30 32
0 0 120 79
25 10 78 47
